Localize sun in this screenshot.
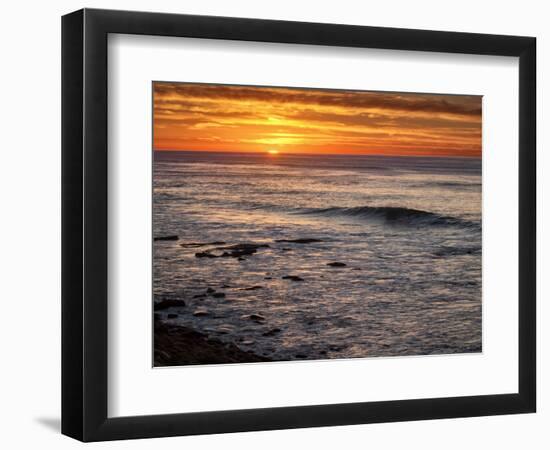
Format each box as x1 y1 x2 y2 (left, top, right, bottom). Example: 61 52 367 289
267 149 279 155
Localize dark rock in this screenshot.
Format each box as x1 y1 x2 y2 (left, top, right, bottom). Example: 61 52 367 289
195 251 217 258
241 285 263 291
218 243 270 258
264 277 272 280
282 275 304 282
212 292 226 298
167 313 178 319
295 354 307 359
262 328 281 337
194 242 269 259
275 238 322 244
249 314 266 323
180 241 226 248
327 262 347 267
154 299 186 310
154 321 270 366
206 287 215 294
193 293 206 299
238 257 245 261
154 235 178 241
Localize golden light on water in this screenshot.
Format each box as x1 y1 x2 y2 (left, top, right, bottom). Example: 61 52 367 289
267 149 280 155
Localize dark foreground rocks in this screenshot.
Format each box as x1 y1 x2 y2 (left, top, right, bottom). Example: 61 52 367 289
154 298 186 310
154 320 270 366
282 275 304 282
327 262 347 267
180 241 226 248
275 238 323 244
195 242 270 259
154 235 178 241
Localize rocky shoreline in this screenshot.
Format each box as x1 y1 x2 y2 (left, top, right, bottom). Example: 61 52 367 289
153 236 358 365
154 317 270 366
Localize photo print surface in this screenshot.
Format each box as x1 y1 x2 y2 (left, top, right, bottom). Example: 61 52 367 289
152 82 482 367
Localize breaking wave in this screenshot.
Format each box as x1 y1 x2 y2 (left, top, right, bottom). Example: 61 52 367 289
296 205 479 228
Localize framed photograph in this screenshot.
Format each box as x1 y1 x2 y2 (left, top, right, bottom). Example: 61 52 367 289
62 8 536 441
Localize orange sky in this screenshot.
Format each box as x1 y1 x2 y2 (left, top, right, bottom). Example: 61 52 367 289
153 82 481 157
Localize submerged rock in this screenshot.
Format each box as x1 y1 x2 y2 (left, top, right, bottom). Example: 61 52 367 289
282 275 304 282
248 314 266 323
327 262 347 267
262 328 282 337
154 235 178 241
154 299 186 310
195 251 217 258
240 285 263 291
195 242 270 259
180 241 226 248
275 238 322 244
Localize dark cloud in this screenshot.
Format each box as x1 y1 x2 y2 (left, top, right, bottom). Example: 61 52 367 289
154 82 481 117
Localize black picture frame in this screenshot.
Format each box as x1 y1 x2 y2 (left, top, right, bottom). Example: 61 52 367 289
62 8 536 442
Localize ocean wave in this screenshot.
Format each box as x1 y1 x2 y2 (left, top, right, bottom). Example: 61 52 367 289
296 205 479 228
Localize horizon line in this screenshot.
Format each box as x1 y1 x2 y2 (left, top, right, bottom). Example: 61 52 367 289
153 148 482 159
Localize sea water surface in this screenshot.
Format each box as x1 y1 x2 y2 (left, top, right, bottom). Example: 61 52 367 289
153 151 482 361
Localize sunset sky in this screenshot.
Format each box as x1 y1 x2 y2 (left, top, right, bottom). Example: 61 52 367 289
153 82 482 157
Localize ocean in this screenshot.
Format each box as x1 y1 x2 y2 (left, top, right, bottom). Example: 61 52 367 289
153 151 482 362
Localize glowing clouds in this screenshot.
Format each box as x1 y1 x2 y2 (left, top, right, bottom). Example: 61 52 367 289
153 82 482 157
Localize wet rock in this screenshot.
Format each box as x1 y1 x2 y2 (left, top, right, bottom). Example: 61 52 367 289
180 241 226 248
195 242 269 259
264 276 273 280
282 275 304 282
241 340 255 345
195 251 217 258
249 314 266 323
295 354 307 359
154 321 270 365
167 313 178 319
275 238 322 244
154 299 186 310
154 235 178 241
262 328 281 337
212 292 226 298
218 243 270 257
240 285 263 291
327 262 347 267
